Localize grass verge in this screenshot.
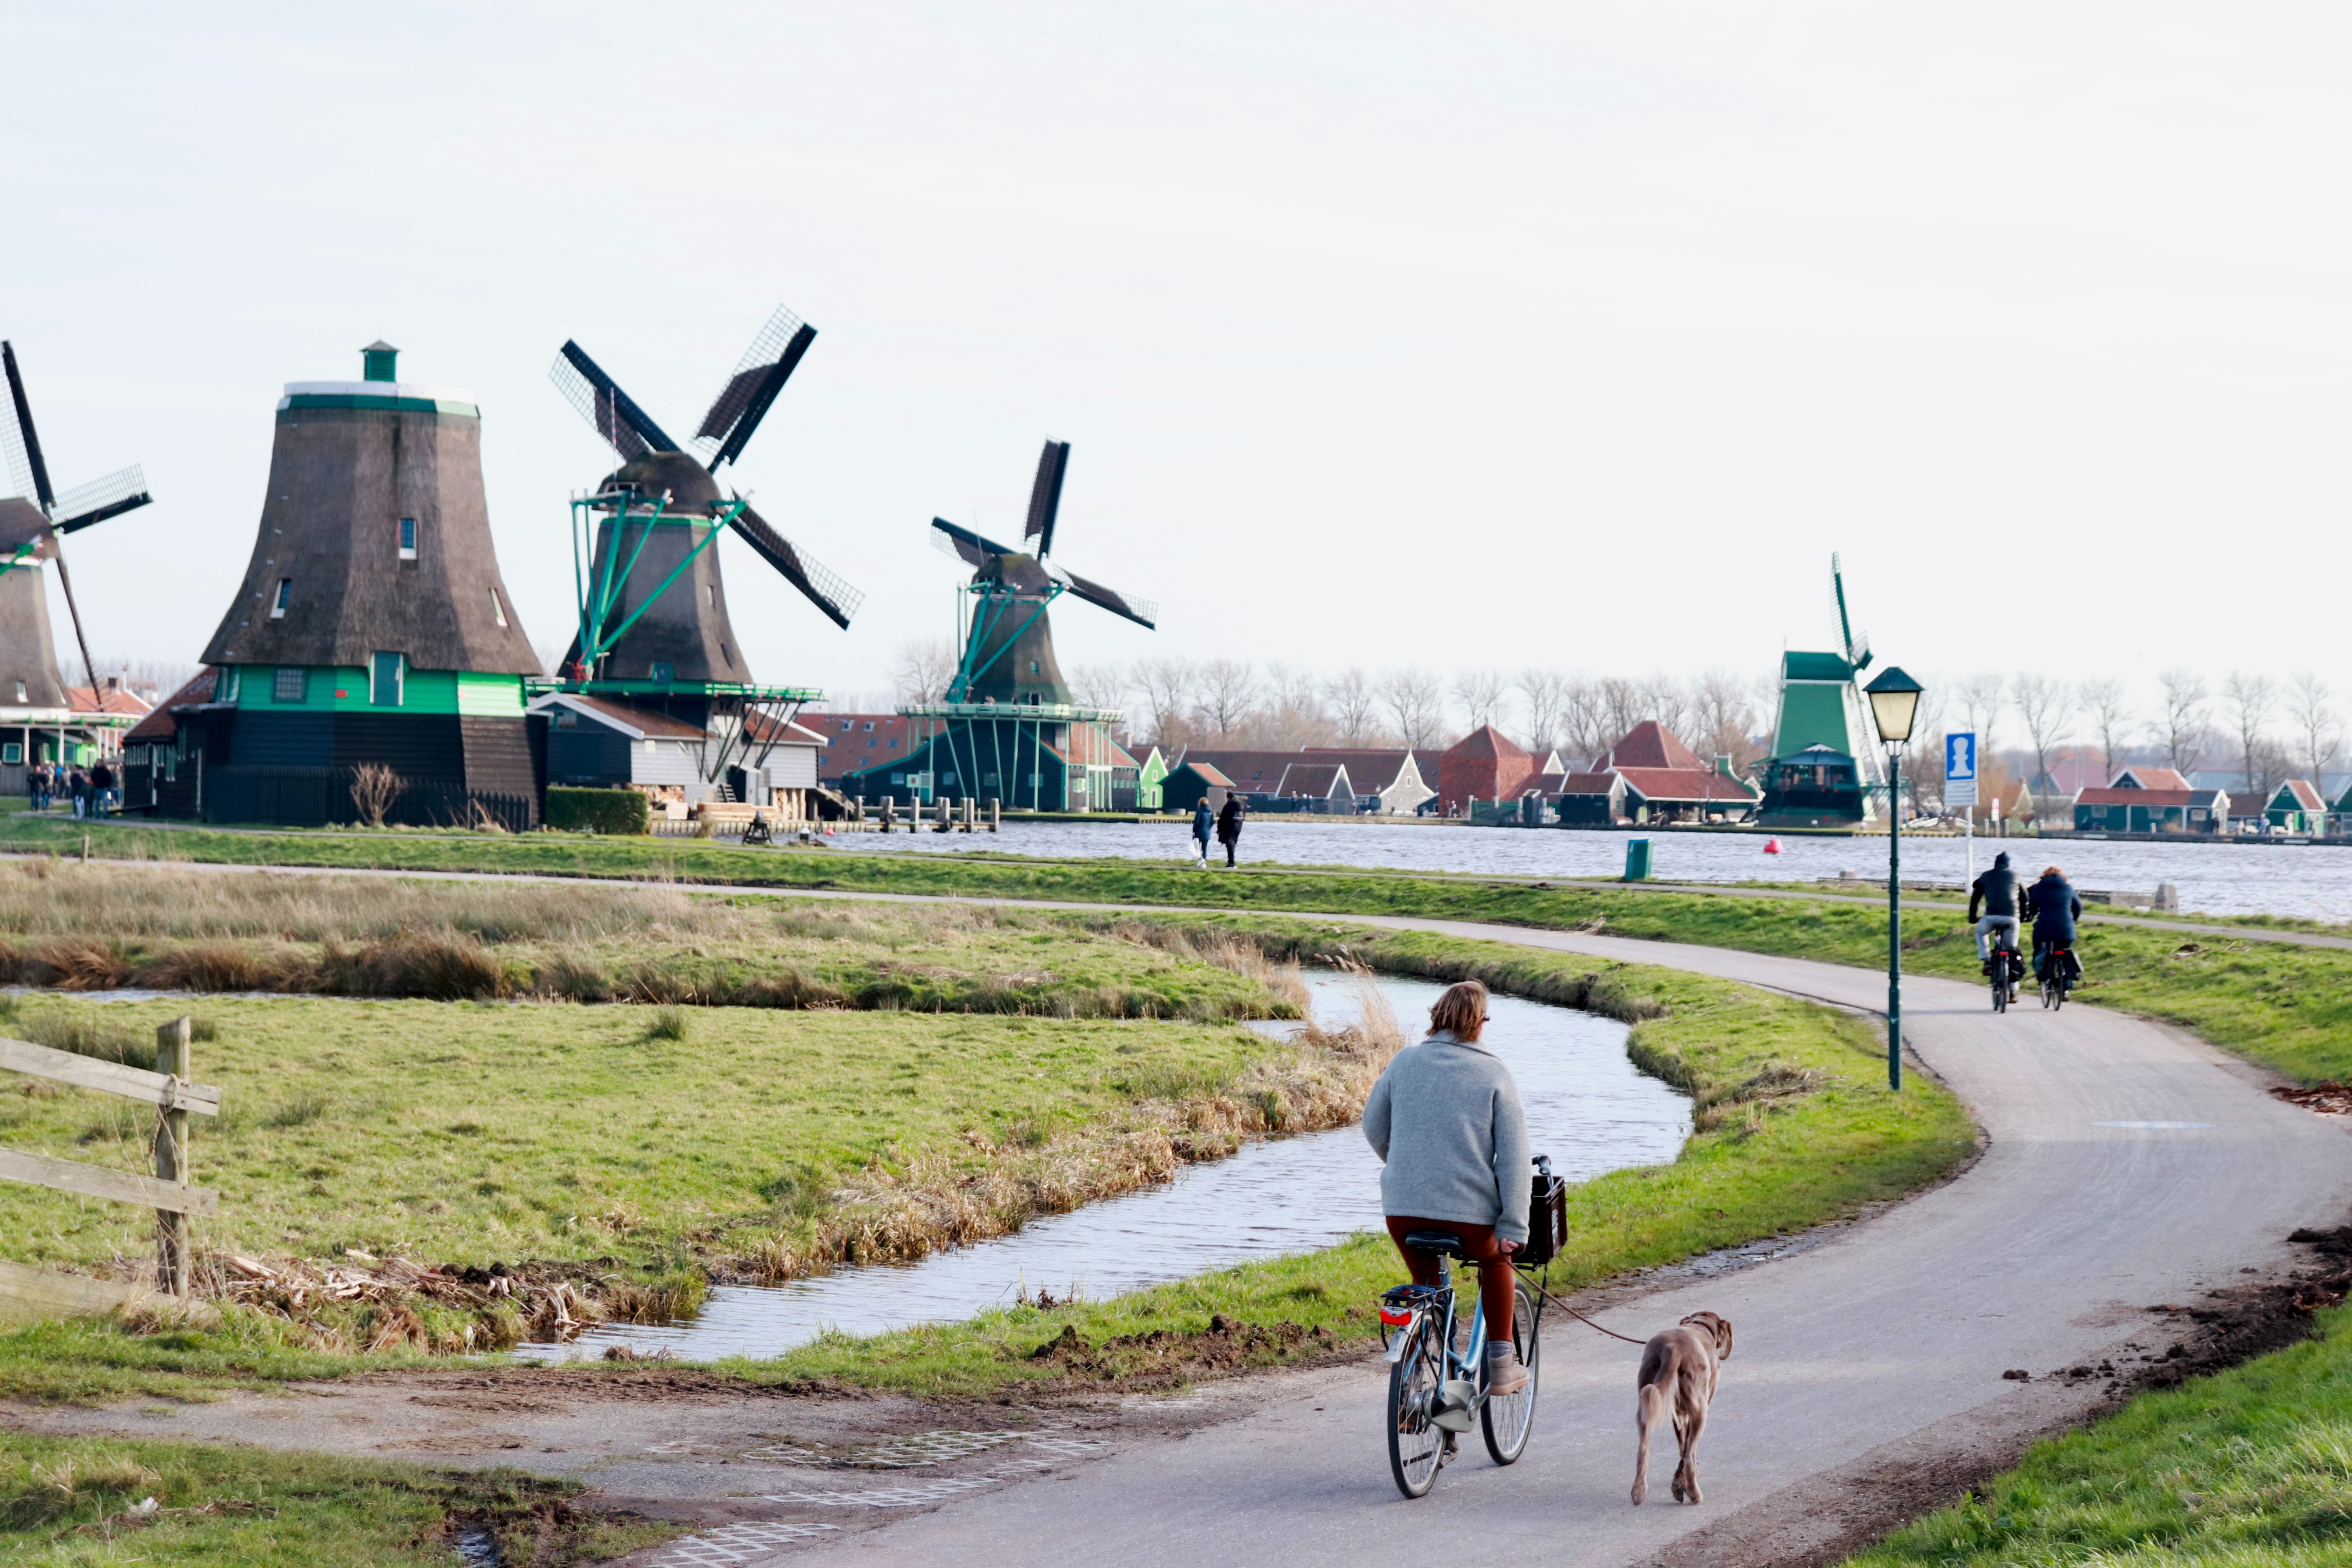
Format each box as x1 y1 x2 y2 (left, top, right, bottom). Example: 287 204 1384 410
1848 1301 2352 1568
0 1432 672 1564
17 815 2352 1081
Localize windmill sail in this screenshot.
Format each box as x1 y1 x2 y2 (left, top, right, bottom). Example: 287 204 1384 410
695 305 815 471
550 342 679 462
930 517 1018 570
1 341 56 508
50 466 151 532
730 501 863 630
1056 565 1156 629
1023 439 1069 556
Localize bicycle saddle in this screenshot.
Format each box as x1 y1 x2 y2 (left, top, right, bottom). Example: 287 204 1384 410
1402 1229 1472 1259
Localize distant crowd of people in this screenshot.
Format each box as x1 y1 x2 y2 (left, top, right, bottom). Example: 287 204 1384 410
22 759 117 818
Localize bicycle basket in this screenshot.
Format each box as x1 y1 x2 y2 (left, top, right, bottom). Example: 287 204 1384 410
1518 1167 1569 1267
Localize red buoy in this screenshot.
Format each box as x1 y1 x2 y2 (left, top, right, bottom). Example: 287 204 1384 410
1763 838 1783 854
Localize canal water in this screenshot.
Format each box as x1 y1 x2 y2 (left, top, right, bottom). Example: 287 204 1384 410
520 969 1689 1362
819 819 2352 922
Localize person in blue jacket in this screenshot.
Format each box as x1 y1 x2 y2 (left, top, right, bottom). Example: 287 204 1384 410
2023 864 2083 986
1190 797 1214 869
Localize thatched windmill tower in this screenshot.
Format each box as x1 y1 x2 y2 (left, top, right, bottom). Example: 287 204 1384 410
191 343 544 826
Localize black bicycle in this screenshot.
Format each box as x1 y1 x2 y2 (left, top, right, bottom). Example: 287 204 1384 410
2038 942 2077 1010
1988 931 2022 1013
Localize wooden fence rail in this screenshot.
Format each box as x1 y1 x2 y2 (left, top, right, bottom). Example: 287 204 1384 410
0 1016 219 1299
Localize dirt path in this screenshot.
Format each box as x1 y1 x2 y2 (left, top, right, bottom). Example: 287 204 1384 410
9 884 2352 1566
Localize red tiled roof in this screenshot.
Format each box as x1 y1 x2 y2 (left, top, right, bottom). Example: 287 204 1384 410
1443 724 1531 762
1602 721 1705 772
2076 787 2224 809
1558 771 1624 796
1615 767 1759 804
2227 791 2268 817
2112 766 2193 791
1176 760 1234 786
743 711 830 746
125 669 219 743
1276 762 1351 798
2279 779 2327 812
548 694 708 740
67 685 154 718
1301 748 1420 788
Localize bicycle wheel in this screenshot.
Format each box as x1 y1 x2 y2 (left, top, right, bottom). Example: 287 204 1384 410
1481 1281 1540 1465
1387 1313 1447 1498
1992 965 2008 1013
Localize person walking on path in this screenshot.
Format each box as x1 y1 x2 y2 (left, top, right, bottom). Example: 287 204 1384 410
1190 797 1214 869
89 758 115 817
25 762 45 813
67 766 88 820
1363 978 1533 1396
1215 792 1245 869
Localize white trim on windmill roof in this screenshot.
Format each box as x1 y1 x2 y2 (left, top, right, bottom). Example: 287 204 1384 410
280 380 479 404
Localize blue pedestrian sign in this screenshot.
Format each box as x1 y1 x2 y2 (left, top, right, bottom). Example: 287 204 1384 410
1944 733 1978 808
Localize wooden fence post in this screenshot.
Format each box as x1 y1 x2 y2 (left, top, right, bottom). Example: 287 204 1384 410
154 1016 192 1297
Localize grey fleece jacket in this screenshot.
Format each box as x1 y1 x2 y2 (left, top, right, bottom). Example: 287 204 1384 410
1362 1031 1533 1244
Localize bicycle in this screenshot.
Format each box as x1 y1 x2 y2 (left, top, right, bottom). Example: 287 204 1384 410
2038 942 2077 1010
1376 1159 1557 1499
1987 931 2021 1013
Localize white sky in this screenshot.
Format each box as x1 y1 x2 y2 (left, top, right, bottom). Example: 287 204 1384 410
5 3 2348 715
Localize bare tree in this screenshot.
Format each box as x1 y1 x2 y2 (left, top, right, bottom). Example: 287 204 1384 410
2074 677 2133 784
1559 676 1608 763
349 763 401 829
1453 668 1506 734
1691 668 1762 770
2010 674 2074 793
1379 666 1446 750
889 637 957 704
1595 676 1645 749
2223 670 2279 793
2156 669 2210 774
1065 662 1129 711
1955 673 2006 759
2288 671 2339 788
1640 674 1694 744
1515 668 1569 757
1196 659 1261 742
1327 667 1380 746
1132 656 1197 748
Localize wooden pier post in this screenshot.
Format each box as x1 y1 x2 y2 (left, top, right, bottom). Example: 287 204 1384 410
154 1016 192 1297
989 798 1000 833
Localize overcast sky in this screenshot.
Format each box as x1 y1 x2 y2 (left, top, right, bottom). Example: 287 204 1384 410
6 3 2347 715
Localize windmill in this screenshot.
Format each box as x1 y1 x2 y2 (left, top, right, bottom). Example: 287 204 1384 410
926 439 1156 705
1757 554 1886 829
546 305 863 797
0 339 152 715
843 439 1155 813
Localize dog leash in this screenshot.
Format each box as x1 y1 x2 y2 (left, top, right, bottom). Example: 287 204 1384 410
1529 1281 1648 1346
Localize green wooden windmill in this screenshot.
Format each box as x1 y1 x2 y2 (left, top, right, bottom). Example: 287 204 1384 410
1757 555 1887 829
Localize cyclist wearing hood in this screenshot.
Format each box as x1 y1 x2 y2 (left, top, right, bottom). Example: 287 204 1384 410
1967 851 2024 970
2024 865 2083 980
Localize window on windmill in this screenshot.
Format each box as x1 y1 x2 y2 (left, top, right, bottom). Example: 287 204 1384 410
272 579 292 618
489 588 507 627
274 668 307 703
398 518 418 559
650 662 674 685
11 682 23 704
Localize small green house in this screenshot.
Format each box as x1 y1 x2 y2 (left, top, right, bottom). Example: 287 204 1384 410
2267 779 2327 834
1136 746 1169 811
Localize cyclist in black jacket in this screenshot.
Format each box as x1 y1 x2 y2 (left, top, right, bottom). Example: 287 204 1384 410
1967 852 2024 991
2024 866 2083 986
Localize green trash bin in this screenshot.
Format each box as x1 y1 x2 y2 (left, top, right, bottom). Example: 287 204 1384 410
1624 838 1652 881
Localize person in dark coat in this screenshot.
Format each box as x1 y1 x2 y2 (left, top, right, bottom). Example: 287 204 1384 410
68 766 89 819
1190 797 1214 869
24 762 45 812
90 759 115 816
1215 793 1245 868
2023 865 2083 984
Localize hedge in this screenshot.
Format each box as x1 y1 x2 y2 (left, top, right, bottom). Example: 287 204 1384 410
544 786 650 835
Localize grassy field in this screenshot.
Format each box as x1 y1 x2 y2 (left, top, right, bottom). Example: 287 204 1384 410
0 1432 671 1565
1849 1303 2352 1568
14 815 2352 1081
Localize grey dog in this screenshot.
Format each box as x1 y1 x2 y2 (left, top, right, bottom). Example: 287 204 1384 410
1631 1311 1733 1505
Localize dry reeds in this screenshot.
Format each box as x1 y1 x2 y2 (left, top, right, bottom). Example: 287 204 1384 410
350 763 401 829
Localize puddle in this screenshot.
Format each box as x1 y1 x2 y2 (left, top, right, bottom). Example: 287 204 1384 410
523 970 1690 1362
452 1523 499 1565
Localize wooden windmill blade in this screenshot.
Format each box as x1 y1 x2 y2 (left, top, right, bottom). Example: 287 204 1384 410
1023 439 1070 557
930 517 1018 570
728 500 864 630
1 341 56 510
695 304 816 472
49 466 151 533
549 341 679 462
1054 564 1158 630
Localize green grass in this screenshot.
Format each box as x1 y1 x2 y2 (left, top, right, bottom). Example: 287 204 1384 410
0 995 1309 1280
0 1432 672 1564
706 930 1975 1398
1849 1303 2352 1568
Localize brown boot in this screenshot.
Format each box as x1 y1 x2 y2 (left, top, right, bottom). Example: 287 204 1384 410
1486 1341 1530 1396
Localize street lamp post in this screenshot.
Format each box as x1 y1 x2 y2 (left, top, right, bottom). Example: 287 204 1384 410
1865 667 1924 1092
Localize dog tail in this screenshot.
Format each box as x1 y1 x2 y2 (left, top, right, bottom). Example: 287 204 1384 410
1632 1379 1670 1504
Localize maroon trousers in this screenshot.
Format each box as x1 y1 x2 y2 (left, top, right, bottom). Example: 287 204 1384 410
1387 1216 1517 1343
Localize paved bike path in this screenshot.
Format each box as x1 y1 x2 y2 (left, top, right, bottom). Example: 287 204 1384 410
769 923 2352 1567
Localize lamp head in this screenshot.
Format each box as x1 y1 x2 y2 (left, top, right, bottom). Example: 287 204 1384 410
1864 666 1924 746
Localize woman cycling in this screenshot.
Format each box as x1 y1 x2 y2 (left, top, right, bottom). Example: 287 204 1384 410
1363 978 1533 1395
